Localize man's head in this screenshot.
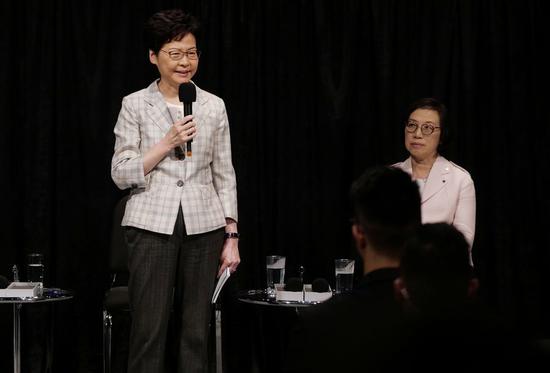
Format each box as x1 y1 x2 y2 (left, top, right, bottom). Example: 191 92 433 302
349 166 421 271
395 223 478 312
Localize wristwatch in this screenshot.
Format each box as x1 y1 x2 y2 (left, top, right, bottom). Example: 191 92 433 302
224 232 240 239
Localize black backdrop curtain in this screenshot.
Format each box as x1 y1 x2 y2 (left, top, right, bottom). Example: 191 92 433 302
1 0 549 372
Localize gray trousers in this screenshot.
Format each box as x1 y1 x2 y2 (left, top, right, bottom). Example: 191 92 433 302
126 208 224 373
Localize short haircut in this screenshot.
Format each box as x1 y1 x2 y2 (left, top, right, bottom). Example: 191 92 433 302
400 223 473 310
144 9 200 54
406 97 450 150
350 166 421 258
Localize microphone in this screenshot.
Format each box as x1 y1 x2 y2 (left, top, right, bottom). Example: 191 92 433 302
178 82 197 158
284 277 303 291
311 278 330 293
0 275 9 289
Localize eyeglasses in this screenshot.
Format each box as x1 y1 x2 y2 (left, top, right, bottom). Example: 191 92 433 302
160 48 201 61
405 121 440 136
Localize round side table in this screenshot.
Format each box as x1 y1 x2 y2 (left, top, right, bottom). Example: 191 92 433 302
0 288 74 373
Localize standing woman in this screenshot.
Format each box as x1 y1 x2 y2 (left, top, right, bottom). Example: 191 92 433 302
111 9 239 373
393 98 476 265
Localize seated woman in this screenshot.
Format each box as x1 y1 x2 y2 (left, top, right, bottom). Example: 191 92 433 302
393 98 476 265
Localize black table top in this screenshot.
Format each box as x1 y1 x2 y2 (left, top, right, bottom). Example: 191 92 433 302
237 289 326 308
0 288 74 304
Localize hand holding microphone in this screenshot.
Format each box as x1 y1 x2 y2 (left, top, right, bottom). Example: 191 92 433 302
168 116 196 159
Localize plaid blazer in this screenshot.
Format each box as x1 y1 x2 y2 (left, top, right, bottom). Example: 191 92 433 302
111 80 238 235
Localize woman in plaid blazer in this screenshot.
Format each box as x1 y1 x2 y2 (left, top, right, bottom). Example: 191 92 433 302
111 9 239 373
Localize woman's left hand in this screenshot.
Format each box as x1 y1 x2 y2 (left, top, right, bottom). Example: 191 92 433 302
218 237 240 277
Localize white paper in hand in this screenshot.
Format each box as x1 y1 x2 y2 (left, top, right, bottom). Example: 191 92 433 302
211 268 231 304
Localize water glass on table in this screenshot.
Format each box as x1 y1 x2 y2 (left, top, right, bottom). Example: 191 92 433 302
334 259 354 294
266 255 286 297
26 253 44 296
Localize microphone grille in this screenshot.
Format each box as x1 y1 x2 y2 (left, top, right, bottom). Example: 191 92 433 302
284 277 303 291
178 82 196 103
312 278 330 293
0 275 9 289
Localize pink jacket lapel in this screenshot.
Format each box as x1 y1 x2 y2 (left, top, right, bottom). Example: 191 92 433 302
422 156 450 203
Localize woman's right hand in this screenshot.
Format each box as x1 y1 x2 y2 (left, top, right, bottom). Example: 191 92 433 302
163 114 197 148
143 115 197 175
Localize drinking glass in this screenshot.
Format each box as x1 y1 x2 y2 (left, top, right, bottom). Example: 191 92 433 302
334 259 354 294
27 253 44 296
266 255 286 297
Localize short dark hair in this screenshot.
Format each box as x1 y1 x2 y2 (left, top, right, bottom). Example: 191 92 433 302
406 97 450 151
350 166 421 258
144 9 200 54
400 223 473 311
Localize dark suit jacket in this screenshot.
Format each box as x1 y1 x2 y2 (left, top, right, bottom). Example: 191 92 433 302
286 268 544 373
393 303 546 372
285 268 406 373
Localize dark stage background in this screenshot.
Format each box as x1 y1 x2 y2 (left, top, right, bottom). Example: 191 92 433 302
1 0 549 372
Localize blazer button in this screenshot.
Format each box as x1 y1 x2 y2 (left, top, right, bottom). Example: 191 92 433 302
177 180 184 187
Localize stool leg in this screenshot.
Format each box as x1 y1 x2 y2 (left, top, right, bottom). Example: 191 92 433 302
103 310 112 373
13 303 21 373
215 307 222 373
